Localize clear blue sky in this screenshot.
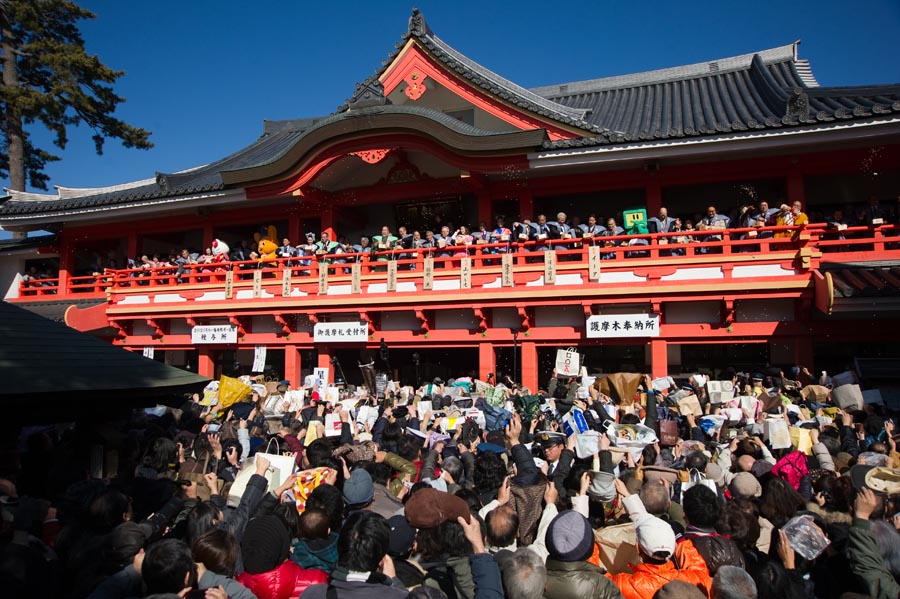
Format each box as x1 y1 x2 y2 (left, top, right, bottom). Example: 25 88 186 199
14 0 900 193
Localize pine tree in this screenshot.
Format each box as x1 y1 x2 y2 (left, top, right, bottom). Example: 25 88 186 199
0 0 152 191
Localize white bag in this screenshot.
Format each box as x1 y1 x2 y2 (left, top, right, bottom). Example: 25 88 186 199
706 380 735 404
324 413 343 437
555 347 580 377
833 384 864 411
764 417 792 450
417 400 433 421
681 468 718 501
575 431 601 459
227 439 296 507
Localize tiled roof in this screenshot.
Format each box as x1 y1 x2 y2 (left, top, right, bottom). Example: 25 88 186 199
537 45 900 149
361 9 604 135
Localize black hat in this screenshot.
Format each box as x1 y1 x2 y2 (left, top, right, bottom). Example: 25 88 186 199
537 431 566 448
387 515 417 558
241 515 290 574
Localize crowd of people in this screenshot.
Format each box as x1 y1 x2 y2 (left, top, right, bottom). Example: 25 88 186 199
1 362 899 599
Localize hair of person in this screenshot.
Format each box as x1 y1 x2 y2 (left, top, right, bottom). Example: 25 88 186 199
639 482 670 516
305 484 344 531
191 528 238 577
442 456 464 484
336 511 390 572
380 421 404 452
733 439 762 459
221 439 243 461
812 473 853 514
273 503 300 539
142 538 195 595
501 547 547 599
642 444 659 466
716 503 759 552
407 586 449 599
88 489 132 533
305 439 333 468
682 485 720 528
298 508 331 541
758 477 805 528
486 505 519 548
684 450 709 473
690 535 745 576
363 462 392 486
870 519 900 577
620 413 641 425
711 565 758 599
754 559 806 599
864 415 885 438
186 501 221 544
142 437 179 472
473 452 507 496
455 488 483 512
396 435 421 463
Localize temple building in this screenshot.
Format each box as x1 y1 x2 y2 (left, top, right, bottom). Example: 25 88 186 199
2 9 900 391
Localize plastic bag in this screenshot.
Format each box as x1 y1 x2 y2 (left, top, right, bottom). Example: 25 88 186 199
218 375 252 410
781 514 830 560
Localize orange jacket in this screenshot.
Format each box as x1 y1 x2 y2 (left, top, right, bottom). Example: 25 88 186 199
607 539 711 599
775 211 808 238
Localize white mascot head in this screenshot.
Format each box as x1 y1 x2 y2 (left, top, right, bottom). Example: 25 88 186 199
211 239 230 258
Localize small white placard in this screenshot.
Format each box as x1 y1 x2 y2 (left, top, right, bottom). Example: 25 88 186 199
313 322 369 343
586 314 660 338
191 325 238 344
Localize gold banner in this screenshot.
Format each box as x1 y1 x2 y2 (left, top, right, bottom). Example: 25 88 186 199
461 257 472 289
224 270 234 299
387 261 398 292
501 253 514 287
423 256 434 290
281 267 291 297
588 246 601 281
318 262 328 294
544 250 557 284
351 263 362 294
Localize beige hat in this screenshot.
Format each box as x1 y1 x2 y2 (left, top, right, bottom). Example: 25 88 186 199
729 472 762 499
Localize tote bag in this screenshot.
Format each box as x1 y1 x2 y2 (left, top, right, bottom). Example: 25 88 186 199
227 438 296 507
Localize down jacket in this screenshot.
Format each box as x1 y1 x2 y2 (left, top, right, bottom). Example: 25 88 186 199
236 560 327 599
544 559 625 599
607 540 711 599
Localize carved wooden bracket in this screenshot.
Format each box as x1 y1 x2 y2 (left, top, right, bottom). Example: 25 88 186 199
146 318 165 338
415 310 430 333
582 304 594 319
111 320 128 339
359 312 375 335
473 308 488 332
273 313 292 337
350 149 391 164
306 313 319 325
404 70 428 100
722 299 735 326
185 317 199 328
228 316 247 337
517 306 531 331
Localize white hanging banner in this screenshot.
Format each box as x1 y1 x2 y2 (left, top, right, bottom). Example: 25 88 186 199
143 346 155 359
192 324 238 344
586 314 660 338
313 322 369 343
252 345 267 373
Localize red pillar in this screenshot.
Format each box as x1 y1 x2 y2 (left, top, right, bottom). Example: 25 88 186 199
321 207 335 241
57 232 73 295
198 347 214 378
284 345 302 387
787 169 805 206
650 339 668 379
477 190 492 227
518 190 534 220
521 341 538 393
645 180 662 217
478 341 495 382
317 346 332 384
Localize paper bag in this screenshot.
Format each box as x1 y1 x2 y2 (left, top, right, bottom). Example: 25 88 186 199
677 394 702 417
574 431 601 459
706 380 735 404
789 426 814 455
324 413 343 437
417 400 433 421
652 377 674 393
555 347 580 376
595 373 643 405
228 440 296 507
594 523 639 575
800 385 831 403
833 384 863 411
562 408 589 437
764 418 791 449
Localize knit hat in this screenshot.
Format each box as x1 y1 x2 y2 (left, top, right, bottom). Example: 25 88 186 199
342 469 375 507
387 515 417 558
636 515 676 559
653 580 707 599
729 472 762 499
404 488 471 529
242 515 290 574
546 510 594 562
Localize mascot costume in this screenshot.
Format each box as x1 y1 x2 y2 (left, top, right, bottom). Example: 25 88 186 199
253 225 279 266
210 239 230 281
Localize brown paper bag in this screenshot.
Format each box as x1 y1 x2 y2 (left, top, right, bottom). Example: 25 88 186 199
677 394 702 417
595 373 643 405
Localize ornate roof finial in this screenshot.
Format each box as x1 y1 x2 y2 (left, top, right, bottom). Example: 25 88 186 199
344 76 387 111
408 7 431 37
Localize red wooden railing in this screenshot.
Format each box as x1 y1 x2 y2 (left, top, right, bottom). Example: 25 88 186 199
13 224 900 300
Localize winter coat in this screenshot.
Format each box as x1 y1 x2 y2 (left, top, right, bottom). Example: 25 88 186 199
607 539 711 599
545 559 625 599
847 517 900 599
292 533 339 572
236 560 327 599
